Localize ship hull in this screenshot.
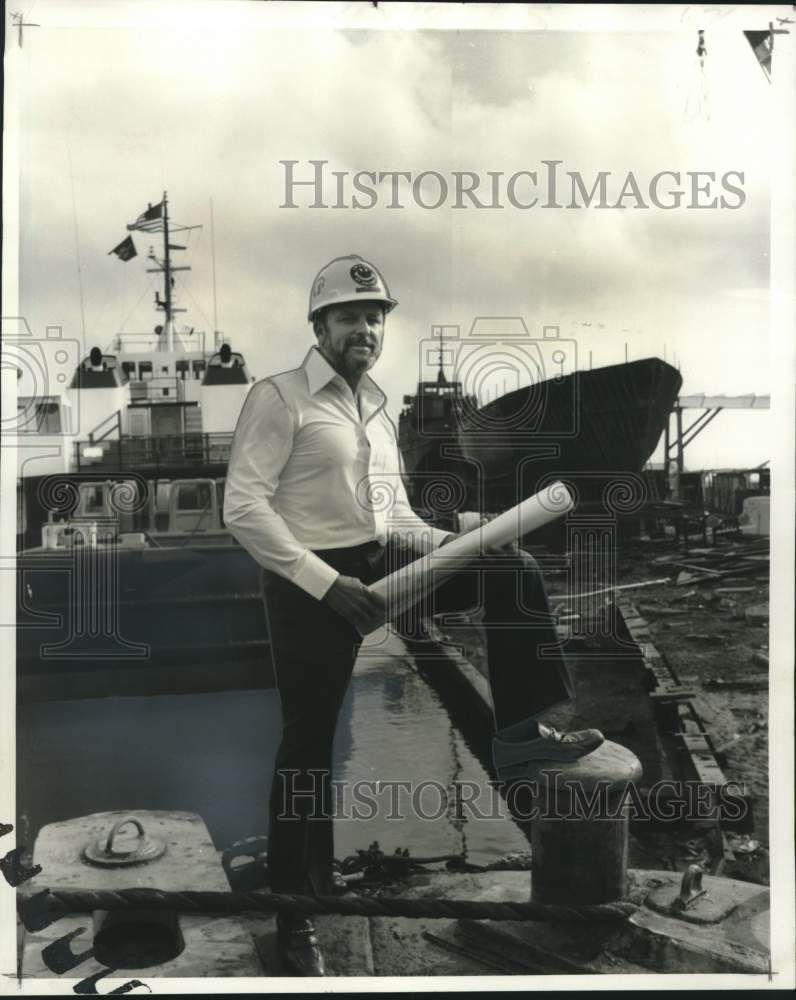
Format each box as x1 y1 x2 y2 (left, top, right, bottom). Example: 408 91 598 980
17 542 273 701
402 358 682 514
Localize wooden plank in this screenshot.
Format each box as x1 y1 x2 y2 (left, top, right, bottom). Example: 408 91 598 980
680 733 730 786
649 687 697 703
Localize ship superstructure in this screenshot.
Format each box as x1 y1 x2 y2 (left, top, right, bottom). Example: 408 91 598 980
15 193 253 548
14 195 268 698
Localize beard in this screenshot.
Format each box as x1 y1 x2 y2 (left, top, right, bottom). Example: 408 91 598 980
318 332 380 379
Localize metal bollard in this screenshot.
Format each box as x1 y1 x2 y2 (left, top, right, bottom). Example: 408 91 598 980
529 741 643 905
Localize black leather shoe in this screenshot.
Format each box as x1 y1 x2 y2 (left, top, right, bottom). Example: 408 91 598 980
277 916 326 977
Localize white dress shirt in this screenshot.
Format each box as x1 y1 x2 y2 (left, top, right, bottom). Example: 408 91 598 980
223 347 449 600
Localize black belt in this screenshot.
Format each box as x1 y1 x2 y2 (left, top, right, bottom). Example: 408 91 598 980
311 539 386 579
312 539 383 560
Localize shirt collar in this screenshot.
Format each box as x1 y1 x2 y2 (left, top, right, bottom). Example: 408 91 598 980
303 346 386 409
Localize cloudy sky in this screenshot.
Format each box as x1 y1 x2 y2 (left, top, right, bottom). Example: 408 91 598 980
8 1 789 467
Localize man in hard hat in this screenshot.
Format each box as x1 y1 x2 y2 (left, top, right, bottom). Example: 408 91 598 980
224 255 602 976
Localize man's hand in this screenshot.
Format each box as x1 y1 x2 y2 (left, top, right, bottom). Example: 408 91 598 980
323 575 387 635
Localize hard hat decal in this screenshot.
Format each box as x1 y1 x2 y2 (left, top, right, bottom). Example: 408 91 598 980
308 255 397 320
350 263 378 287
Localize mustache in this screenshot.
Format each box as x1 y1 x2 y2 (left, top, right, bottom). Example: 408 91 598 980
346 337 377 349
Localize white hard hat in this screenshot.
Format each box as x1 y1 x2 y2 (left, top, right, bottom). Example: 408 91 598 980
308 255 398 322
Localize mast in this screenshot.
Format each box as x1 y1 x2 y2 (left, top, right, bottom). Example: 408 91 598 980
163 190 173 335
210 197 219 349
143 190 194 351
436 324 447 385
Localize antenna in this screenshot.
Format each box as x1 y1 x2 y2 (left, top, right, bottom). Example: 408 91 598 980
210 197 219 345
435 325 447 385
65 134 87 354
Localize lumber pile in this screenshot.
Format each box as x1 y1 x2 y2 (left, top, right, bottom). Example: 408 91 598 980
650 539 770 587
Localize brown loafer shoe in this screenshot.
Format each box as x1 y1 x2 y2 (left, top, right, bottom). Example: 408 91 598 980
277 916 326 976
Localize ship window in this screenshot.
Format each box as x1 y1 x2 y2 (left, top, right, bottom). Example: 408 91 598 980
176 361 190 379
192 361 206 380
122 361 137 381
748 472 760 487
176 482 212 511
83 485 106 514
139 361 153 380
35 402 61 433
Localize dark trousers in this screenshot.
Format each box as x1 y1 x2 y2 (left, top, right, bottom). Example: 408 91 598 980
261 539 574 895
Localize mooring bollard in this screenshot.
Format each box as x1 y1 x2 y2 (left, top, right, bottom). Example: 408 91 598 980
529 741 643 905
21 810 263 978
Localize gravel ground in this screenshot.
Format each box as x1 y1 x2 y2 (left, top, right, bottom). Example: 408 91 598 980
437 535 771 886
603 541 770 884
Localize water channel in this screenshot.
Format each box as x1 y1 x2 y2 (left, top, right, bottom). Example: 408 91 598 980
17 629 529 866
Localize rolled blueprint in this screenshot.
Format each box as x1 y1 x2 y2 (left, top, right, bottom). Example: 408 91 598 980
369 481 574 629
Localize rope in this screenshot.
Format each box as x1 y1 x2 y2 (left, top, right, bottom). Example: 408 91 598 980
19 887 637 923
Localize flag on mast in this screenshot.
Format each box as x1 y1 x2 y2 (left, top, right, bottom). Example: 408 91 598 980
744 30 773 81
108 235 137 261
127 201 164 232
